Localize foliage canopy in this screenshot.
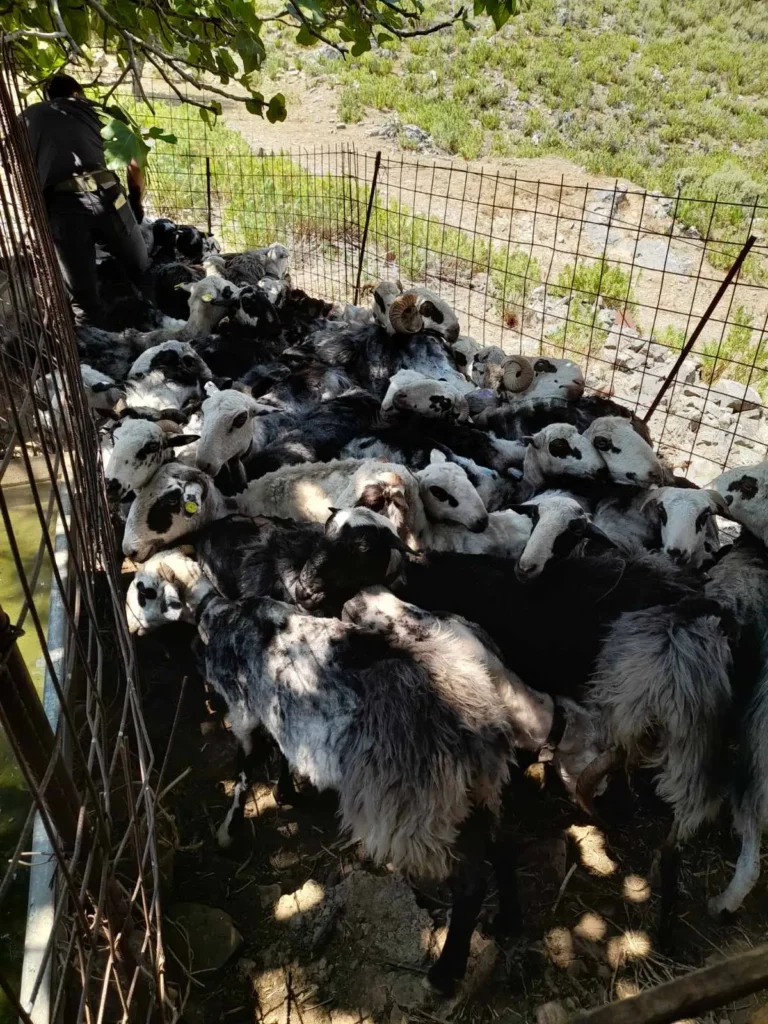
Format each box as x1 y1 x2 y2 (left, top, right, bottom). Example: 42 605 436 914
2 0 519 165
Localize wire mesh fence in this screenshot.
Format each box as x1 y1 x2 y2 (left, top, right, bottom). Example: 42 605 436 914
122 78 768 484
0 52 172 1023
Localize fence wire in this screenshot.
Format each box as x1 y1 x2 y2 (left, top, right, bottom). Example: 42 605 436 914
0 51 173 1023
124 78 768 484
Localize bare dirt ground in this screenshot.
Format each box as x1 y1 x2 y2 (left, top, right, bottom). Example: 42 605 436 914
137 623 768 1024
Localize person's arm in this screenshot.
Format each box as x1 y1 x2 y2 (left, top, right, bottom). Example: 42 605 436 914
126 159 145 199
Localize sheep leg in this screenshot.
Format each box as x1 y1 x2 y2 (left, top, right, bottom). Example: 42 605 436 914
427 809 492 997
709 815 762 917
657 822 680 952
217 739 257 849
488 836 521 936
274 750 299 806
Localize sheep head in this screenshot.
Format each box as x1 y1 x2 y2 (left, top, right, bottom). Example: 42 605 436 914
584 416 663 487
195 389 260 478
710 461 768 545
416 449 489 532
105 418 199 501
642 486 729 568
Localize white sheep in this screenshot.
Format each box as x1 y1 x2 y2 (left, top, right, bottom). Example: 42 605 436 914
710 462 768 545
104 418 200 500
522 423 606 495
124 341 215 412
641 486 728 569
381 369 472 420
584 416 664 487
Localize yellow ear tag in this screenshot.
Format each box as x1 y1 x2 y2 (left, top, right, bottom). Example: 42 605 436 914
201 293 213 303
184 500 199 515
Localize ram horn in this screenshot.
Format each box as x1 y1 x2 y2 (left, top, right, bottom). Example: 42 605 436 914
389 291 424 335
574 748 619 817
501 354 535 393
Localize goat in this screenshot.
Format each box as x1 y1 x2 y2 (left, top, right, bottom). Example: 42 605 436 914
146 549 602 995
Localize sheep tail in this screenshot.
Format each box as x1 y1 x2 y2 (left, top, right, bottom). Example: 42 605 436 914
590 597 733 839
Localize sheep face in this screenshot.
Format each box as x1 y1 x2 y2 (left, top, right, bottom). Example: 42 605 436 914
125 564 188 635
179 275 242 330
123 463 215 562
645 487 727 568
451 335 482 380
372 281 401 331
513 496 595 580
341 585 433 636
235 286 282 333
585 416 663 487
471 347 506 390
525 357 585 402
710 462 768 545
105 419 199 501
382 373 470 423
417 450 489 532
195 390 260 478
294 508 407 614
524 424 606 489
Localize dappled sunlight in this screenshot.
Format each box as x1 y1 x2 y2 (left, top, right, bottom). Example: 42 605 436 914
606 930 652 968
567 824 617 877
274 879 325 922
623 873 651 903
573 912 607 942
295 479 336 521
615 979 641 1000
545 927 575 969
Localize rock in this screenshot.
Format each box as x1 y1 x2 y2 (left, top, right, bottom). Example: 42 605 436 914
336 122 347 130
596 308 616 329
259 883 282 909
319 44 344 60
166 903 243 972
401 123 431 145
275 879 325 924
626 335 647 353
680 224 702 239
709 378 762 412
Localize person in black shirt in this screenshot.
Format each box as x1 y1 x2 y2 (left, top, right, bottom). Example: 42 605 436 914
22 73 149 326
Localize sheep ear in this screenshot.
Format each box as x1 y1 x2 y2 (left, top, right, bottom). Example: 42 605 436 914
706 489 734 519
164 433 200 449
175 282 194 294
429 449 448 465
584 522 617 546
328 506 341 515
520 435 535 448
640 491 659 512
508 504 539 521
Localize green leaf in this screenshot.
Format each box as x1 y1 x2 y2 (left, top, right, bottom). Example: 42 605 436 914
294 0 325 25
245 95 265 116
146 126 177 144
209 100 223 116
351 37 371 56
216 47 239 78
101 118 150 170
266 92 287 124
295 24 317 47
199 107 213 126
376 33 394 45
234 29 265 73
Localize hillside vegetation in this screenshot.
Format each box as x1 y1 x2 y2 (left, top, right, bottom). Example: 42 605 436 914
263 0 766 205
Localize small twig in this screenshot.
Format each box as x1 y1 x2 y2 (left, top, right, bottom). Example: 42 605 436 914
157 766 193 804
234 849 254 878
369 957 429 975
552 861 578 915
387 6 465 36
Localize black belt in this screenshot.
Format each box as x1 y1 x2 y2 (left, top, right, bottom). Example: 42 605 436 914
52 169 119 193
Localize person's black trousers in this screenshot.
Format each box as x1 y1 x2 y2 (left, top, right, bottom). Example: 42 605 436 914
45 179 148 326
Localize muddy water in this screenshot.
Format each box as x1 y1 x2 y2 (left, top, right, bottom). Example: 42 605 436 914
0 476 52 1023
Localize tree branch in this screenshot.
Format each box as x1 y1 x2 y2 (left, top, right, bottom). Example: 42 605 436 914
5 29 69 42
386 6 465 36
375 0 420 21
48 0 85 58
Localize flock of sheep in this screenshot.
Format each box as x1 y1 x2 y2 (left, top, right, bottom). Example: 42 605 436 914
44 215 768 996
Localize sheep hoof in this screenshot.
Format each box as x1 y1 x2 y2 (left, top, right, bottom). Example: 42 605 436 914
707 895 737 919
424 965 458 998
487 910 521 939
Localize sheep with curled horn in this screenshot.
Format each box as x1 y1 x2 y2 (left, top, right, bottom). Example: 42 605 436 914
373 281 460 343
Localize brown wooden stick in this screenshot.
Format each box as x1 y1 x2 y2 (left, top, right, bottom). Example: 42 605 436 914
570 942 768 1024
